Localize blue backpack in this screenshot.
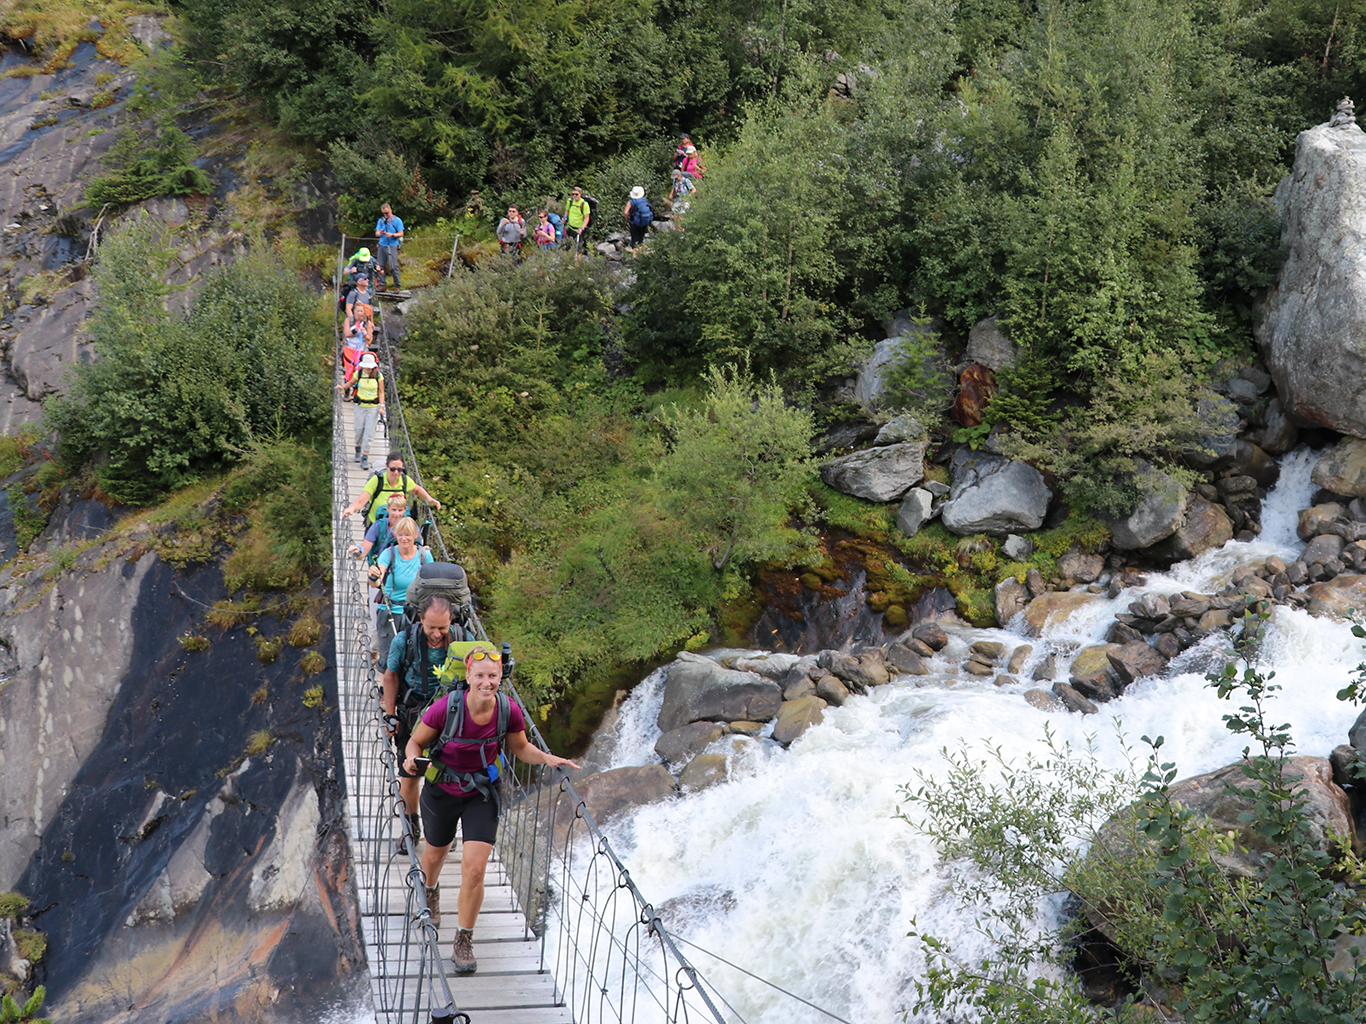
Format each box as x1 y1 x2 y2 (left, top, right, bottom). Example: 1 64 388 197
628 197 653 227
546 211 564 242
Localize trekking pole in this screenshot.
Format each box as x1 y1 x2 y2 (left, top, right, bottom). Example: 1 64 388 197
447 234 460 278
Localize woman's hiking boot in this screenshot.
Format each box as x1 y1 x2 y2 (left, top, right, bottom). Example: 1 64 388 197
425 885 441 928
452 927 477 974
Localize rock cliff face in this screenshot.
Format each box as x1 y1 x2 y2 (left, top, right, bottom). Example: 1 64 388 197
1258 118 1366 437
0 499 367 1023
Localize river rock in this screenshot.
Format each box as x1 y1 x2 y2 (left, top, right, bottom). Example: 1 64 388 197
1232 440 1280 489
896 487 935 537
995 576 1029 624
965 316 1017 371
1106 642 1167 687
1312 438 1366 496
820 441 927 502
855 320 941 410
1006 645 1032 673
1330 744 1365 788
1170 756 1360 868
1051 681 1098 715
1258 119 1366 437
1303 533 1347 565
1148 498 1234 564
884 642 927 675
1003 534 1033 561
654 721 726 765
730 653 801 679
1057 550 1104 584
909 622 949 650
816 675 850 706
782 668 816 700
657 660 783 732
1247 397 1300 455
771 695 826 745
1300 503 1346 540
1069 644 1122 701
558 765 678 829
940 449 1051 537
679 753 730 792
859 649 890 686
1101 461 1188 550
1022 591 1104 636
1023 687 1063 711
1032 653 1059 681
1351 706 1366 751
1304 574 1366 619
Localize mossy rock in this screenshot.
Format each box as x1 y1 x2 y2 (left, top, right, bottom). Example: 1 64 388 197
883 604 909 628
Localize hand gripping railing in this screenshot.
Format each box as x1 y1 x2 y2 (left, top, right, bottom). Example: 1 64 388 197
338 245 732 1024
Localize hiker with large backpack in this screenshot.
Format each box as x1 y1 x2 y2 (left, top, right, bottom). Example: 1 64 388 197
623 186 653 257
382 595 461 856
402 643 579 975
349 491 407 565
370 516 434 653
342 451 443 526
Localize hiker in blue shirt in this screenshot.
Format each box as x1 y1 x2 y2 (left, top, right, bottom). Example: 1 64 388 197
375 203 404 290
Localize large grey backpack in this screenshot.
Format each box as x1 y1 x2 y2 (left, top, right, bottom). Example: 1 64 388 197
403 562 474 630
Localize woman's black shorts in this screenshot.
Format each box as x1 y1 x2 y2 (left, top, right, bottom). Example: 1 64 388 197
420 783 500 846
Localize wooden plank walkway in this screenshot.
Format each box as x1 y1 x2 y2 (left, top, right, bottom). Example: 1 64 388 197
333 363 572 1024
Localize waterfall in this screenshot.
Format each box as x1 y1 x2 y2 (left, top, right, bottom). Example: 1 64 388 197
588 447 1362 1023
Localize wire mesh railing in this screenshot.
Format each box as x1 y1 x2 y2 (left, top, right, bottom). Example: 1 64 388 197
334 248 733 1024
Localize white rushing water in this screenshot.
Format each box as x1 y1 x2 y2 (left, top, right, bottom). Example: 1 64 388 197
580 446 1364 1023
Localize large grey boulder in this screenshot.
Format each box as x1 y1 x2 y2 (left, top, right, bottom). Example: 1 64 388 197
965 317 1017 370
940 449 1051 536
855 320 941 410
1101 461 1189 550
820 440 927 502
1311 437 1366 496
656 658 783 732
555 766 678 835
1148 497 1234 563
1258 120 1366 436
874 413 927 446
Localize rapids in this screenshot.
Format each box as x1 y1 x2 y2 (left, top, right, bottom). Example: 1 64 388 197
579 446 1363 1023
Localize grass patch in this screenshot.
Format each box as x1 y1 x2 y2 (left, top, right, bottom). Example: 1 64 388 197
251 685 269 705
254 636 283 663
287 615 322 647
177 634 209 652
0 893 29 919
301 684 324 708
13 929 46 963
244 730 272 755
299 650 325 675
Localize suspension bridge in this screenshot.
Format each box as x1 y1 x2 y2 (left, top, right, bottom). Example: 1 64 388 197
328 238 737 1024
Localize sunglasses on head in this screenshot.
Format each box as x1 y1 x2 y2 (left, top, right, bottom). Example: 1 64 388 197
466 649 502 664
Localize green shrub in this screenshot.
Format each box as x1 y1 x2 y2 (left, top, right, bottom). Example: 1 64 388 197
0 893 29 919
46 223 328 504
85 119 211 208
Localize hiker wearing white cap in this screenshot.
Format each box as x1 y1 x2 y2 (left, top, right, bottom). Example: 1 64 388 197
623 186 653 257
348 352 385 467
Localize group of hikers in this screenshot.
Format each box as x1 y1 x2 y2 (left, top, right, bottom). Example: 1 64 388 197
328 143 704 976
335 258 580 976
494 132 706 259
